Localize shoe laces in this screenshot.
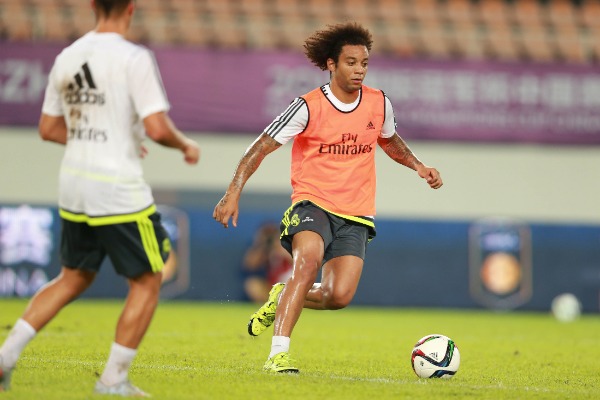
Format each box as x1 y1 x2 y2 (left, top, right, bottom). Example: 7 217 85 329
258 301 276 320
273 353 296 367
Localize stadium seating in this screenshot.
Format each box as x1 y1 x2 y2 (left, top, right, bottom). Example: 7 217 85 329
0 0 597 64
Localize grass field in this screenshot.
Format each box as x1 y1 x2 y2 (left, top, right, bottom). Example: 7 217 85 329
0 299 598 399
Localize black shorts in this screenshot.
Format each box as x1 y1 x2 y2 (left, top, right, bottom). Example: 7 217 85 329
60 212 171 278
279 201 374 264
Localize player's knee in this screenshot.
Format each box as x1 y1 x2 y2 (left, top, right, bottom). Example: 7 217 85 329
293 257 320 282
323 289 352 310
59 268 96 293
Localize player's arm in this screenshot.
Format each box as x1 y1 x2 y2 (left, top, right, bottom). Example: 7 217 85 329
38 114 67 145
128 48 200 165
143 111 199 165
378 94 442 189
377 134 443 189
214 133 282 228
39 61 66 145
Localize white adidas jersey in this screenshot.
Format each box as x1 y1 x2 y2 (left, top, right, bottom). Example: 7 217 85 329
42 31 170 217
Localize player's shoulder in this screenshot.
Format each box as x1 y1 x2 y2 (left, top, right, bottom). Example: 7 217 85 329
54 32 91 59
108 35 152 61
121 38 151 55
300 85 325 101
361 84 384 96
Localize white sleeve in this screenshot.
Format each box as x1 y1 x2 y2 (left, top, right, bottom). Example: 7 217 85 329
41 62 63 116
127 48 170 119
380 95 397 138
264 97 308 144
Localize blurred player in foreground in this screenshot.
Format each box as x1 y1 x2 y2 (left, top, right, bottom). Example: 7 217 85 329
214 22 442 373
0 0 199 396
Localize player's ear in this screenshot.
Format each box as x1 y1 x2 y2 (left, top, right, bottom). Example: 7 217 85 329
326 58 336 73
128 1 135 15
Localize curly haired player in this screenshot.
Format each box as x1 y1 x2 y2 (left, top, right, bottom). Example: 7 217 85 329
214 22 442 373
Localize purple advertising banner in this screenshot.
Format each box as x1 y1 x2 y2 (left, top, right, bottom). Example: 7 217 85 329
2 42 600 144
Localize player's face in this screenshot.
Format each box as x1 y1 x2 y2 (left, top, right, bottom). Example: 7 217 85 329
328 45 369 96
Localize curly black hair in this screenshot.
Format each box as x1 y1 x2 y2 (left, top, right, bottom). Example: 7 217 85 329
303 22 373 71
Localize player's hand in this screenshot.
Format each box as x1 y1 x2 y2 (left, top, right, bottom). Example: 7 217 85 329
417 165 443 189
182 139 200 165
213 192 240 228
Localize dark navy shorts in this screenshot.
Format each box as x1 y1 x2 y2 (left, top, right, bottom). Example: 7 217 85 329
279 201 373 264
60 212 170 278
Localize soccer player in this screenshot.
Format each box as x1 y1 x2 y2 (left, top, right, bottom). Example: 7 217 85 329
0 0 200 396
213 22 442 373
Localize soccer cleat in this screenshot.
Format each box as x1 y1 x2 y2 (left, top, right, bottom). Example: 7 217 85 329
263 352 299 374
0 355 12 392
0 365 12 392
94 380 150 397
248 282 285 336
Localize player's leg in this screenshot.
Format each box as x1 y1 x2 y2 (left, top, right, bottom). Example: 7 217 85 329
22 267 97 330
264 221 367 372
300 217 369 309
303 255 364 310
248 202 331 338
0 268 95 392
263 230 324 373
253 211 369 322
1 219 100 391
93 271 161 397
116 270 162 348
257 202 331 372
94 212 169 397
272 230 324 337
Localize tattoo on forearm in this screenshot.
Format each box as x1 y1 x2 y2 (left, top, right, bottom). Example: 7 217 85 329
378 135 421 170
229 135 280 193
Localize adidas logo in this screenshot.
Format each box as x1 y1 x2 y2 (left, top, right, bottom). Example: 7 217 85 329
65 62 105 105
429 352 438 359
68 62 97 91
366 121 375 130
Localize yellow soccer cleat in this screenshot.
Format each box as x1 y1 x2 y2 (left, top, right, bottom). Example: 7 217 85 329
247 283 285 336
263 352 299 374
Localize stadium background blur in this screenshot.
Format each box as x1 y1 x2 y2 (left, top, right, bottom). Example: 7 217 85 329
0 0 599 313
1 0 599 62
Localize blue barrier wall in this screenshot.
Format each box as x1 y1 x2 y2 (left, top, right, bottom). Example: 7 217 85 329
1 199 598 313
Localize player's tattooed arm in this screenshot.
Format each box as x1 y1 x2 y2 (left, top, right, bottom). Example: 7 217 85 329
378 133 443 189
377 133 423 170
226 133 281 195
214 133 281 227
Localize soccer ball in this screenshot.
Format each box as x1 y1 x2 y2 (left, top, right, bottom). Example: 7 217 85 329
551 293 581 322
411 334 460 379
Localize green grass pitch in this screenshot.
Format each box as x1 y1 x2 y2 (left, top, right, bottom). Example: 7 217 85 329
0 299 598 399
